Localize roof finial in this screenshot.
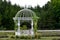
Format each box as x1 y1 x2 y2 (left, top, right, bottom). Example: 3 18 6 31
24 5 27 9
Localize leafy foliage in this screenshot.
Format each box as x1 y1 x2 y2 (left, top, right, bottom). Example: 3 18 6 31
0 0 60 30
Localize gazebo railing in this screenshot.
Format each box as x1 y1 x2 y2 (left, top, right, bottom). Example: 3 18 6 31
20 30 31 34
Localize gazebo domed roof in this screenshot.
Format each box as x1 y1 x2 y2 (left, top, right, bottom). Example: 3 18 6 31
15 9 36 17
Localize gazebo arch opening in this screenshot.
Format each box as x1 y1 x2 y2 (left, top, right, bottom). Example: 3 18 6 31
20 21 31 30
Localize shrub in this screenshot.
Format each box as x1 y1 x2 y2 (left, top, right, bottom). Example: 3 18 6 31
15 35 41 39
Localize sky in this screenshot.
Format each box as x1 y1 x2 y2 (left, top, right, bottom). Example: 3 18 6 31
6 0 50 7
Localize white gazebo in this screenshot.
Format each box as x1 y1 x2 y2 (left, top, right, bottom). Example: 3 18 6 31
13 9 38 36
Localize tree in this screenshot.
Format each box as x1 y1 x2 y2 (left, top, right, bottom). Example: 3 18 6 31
51 0 60 29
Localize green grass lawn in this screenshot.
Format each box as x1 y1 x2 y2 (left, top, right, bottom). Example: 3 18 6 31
0 36 60 40
0 32 60 40
40 37 60 40
15 36 60 40
16 37 60 40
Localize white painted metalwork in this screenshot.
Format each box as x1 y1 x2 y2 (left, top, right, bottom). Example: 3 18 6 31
31 20 34 35
13 9 37 36
13 17 32 20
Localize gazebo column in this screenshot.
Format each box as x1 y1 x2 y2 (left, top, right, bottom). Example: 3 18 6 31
31 20 34 35
17 18 20 36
